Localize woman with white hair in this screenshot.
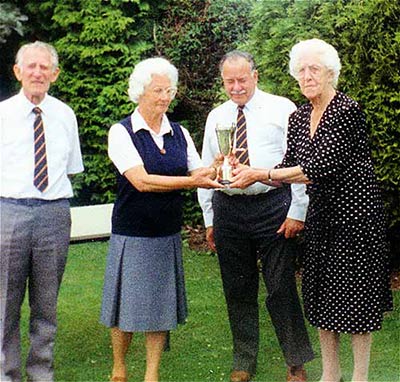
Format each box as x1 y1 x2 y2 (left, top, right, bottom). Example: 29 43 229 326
100 57 221 382
231 38 392 381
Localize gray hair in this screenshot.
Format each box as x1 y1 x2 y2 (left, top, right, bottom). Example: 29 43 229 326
219 50 257 74
128 57 178 103
289 38 341 87
15 41 59 72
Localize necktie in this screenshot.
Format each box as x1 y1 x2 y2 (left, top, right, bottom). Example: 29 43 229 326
236 105 250 165
33 107 49 192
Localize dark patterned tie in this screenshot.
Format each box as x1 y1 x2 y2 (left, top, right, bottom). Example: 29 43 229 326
33 107 49 192
236 105 250 165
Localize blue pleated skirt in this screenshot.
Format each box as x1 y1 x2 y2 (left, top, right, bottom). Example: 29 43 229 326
100 233 188 332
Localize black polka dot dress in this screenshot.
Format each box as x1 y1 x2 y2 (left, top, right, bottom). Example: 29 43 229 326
282 91 393 333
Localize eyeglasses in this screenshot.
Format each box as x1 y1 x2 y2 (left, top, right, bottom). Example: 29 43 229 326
150 87 177 98
296 65 324 79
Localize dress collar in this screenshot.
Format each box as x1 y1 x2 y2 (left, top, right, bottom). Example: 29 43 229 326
130 108 173 136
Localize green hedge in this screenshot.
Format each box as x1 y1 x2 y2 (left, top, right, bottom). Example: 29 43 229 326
4 0 398 245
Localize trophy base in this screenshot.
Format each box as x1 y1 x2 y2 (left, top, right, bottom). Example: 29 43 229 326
219 179 232 186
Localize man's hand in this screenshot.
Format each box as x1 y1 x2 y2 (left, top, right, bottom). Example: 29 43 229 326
229 164 259 189
206 226 216 252
211 153 224 172
277 218 304 239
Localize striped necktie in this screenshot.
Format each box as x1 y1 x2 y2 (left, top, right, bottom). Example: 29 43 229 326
236 105 250 165
33 107 49 192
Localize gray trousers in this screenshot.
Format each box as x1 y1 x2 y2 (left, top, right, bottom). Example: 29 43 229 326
213 189 314 375
0 198 71 382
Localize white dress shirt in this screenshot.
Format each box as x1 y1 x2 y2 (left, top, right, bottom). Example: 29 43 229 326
108 108 203 175
0 90 84 199
198 88 309 227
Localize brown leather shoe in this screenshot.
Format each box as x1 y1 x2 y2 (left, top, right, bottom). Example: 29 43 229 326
287 365 307 382
230 370 251 382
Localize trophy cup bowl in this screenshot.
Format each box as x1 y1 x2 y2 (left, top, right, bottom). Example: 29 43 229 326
215 123 236 185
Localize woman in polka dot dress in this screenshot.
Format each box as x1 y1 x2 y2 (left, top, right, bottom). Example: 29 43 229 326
230 38 393 382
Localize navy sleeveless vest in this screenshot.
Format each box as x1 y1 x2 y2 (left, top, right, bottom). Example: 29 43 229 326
111 116 188 237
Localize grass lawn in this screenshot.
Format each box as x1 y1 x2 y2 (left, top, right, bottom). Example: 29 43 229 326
19 241 399 382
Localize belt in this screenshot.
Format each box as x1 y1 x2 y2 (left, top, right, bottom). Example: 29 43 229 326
0 197 68 206
217 185 289 201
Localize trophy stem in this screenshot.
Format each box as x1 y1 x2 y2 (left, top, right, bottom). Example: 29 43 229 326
220 156 232 185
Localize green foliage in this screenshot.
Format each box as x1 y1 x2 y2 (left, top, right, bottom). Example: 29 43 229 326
246 0 400 229
17 0 253 217
181 189 203 226
9 0 398 233
0 3 27 43
154 0 254 148
154 0 254 224
246 0 345 102
334 0 400 228
22 0 159 205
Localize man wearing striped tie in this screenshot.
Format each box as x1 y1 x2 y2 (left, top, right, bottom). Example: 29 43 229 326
198 51 314 382
0 41 83 382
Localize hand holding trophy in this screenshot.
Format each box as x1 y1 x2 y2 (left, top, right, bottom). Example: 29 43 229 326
215 123 237 185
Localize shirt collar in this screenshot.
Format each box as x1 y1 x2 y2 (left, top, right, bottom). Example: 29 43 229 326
18 89 50 118
227 87 261 112
131 108 173 136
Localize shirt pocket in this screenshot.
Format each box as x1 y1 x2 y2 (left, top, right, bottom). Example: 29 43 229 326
251 120 285 153
1 115 33 154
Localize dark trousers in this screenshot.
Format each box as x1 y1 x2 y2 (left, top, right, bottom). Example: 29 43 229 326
213 189 314 374
0 198 71 382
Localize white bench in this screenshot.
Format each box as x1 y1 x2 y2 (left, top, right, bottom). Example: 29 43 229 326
70 203 113 241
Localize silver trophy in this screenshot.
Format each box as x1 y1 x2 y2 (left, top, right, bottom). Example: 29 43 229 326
215 123 237 185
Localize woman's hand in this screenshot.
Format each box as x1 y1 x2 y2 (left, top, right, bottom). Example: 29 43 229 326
190 167 223 189
229 166 282 189
269 166 311 184
124 165 222 192
229 164 258 189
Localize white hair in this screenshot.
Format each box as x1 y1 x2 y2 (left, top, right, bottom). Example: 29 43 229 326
289 38 341 88
219 50 257 73
128 57 178 103
16 41 59 72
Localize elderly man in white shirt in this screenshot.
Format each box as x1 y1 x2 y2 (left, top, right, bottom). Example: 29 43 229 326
0 41 83 382
198 51 314 382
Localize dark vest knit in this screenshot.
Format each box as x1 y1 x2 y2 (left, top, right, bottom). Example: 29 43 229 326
111 116 188 237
